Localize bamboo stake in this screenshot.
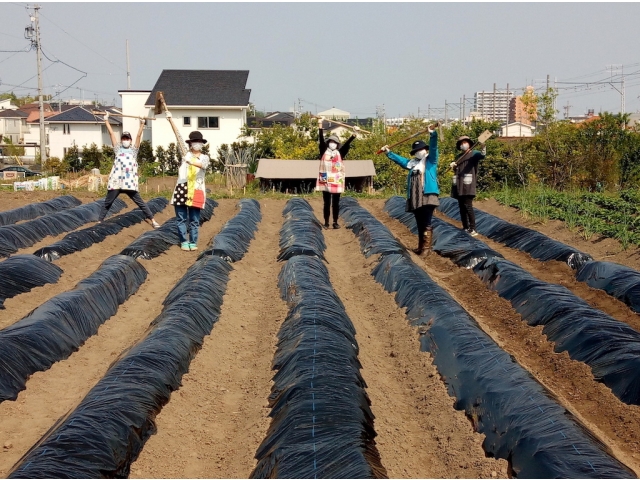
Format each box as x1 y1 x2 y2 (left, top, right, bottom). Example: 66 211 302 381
93 110 156 120
376 123 440 154
312 114 372 135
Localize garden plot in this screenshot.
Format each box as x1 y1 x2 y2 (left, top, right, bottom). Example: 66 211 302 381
1 192 640 478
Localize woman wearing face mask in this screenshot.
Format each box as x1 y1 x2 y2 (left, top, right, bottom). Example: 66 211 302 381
317 117 357 229
450 136 486 237
380 126 439 255
170 130 210 251
99 111 160 228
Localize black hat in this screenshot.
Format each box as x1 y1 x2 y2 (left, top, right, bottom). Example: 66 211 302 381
186 131 208 144
121 131 132 140
456 136 472 150
410 140 429 155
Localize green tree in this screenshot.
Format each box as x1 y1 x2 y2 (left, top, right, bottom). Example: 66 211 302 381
81 143 102 170
155 145 167 175
64 145 82 171
137 140 154 166
43 156 69 176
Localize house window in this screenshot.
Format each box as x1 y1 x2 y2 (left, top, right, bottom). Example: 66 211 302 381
63 147 68 156
197 116 219 129
63 124 71 135
183 117 191 126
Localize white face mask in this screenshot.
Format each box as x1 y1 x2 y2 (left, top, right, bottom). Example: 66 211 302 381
121 140 131 148
415 150 427 160
328 141 338 151
460 143 470 152
191 142 203 152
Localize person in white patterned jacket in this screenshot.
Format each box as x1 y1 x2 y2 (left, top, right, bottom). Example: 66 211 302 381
98 111 160 228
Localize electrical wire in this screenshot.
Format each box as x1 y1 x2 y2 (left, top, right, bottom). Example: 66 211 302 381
39 11 126 72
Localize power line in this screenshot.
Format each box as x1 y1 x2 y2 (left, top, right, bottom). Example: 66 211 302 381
38 11 126 72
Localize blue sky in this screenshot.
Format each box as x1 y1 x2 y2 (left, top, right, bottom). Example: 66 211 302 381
1 2 639 118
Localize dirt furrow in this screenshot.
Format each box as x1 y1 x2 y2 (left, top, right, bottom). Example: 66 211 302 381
130 199 286 479
306 199 508 479
0 200 238 476
360 199 640 475
433 208 640 328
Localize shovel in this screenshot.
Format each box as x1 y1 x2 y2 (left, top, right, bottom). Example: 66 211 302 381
155 91 187 157
376 123 439 154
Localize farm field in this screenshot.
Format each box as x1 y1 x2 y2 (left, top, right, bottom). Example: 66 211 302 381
0 191 639 478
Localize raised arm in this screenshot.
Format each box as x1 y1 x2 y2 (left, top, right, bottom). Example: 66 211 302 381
339 134 356 159
385 151 411 170
164 111 188 157
317 117 326 157
104 112 118 147
134 117 145 149
427 129 438 165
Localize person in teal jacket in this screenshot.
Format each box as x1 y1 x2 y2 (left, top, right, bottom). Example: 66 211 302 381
381 126 439 255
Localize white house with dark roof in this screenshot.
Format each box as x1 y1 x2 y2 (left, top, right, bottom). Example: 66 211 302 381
120 69 251 155
23 106 122 159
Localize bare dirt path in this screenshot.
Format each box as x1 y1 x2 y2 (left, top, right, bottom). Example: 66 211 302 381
361 199 640 475
0 200 238 477
478 197 640 270
130 199 287 479
308 198 508 479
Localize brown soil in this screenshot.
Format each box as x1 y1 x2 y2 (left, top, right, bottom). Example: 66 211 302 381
479 197 640 270
130 199 287 478
0 199 238 477
2 191 640 478
361 199 640 475
308 199 508 479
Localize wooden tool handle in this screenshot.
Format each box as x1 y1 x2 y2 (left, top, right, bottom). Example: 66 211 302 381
157 92 188 157
312 114 372 135
376 123 439 154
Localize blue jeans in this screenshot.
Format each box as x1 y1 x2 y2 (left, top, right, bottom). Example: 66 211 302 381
174 205 201 244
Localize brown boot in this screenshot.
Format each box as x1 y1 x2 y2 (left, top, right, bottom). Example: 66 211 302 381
424 227 433 255
412 234 425 255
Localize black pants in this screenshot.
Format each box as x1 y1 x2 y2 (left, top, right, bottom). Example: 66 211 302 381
322 191 341 224
457 195 476 230
414 205 436 238
99 189 153 222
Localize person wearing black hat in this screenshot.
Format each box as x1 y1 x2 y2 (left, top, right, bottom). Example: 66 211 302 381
450 136 486 236
316 117 358 229
380 126 439 255
99 111 160 228
170 130 210 251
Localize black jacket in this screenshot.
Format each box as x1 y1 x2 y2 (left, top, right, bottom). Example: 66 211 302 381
318 129 355 159
451 149 485 198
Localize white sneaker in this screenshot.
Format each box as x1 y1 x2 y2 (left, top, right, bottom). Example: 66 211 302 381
468 229 478 237
151 219 161 229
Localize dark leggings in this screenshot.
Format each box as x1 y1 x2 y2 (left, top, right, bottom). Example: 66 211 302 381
99 189 153 221
414 205 436 237
322 191 341 224
457 195 476 230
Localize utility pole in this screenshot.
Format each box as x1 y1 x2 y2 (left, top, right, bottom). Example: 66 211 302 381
126 39 131 89
563 101 572 119
444 100 448 125
459 97 462 123
462 94 466 125
26 5 47 165
546 74 550 91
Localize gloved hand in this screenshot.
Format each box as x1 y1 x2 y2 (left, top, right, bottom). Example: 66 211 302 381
481 144 487 156
104 111 109 120
352 126 360 135
317 117 323 129
380 145 390 153
428 125 434 134
139 116 146 124
165 111 172 119
449 161 457 170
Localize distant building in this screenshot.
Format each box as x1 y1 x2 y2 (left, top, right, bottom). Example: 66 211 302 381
474 90 514 123
500 122 535 138
0 109 29 144
567 109 598 124
509 87 537 125
317 107 350 121
247 112 296 129
132 69 252 154
0 99 18 111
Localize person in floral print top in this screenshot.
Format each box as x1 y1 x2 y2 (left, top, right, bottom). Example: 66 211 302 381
98 111 160 228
